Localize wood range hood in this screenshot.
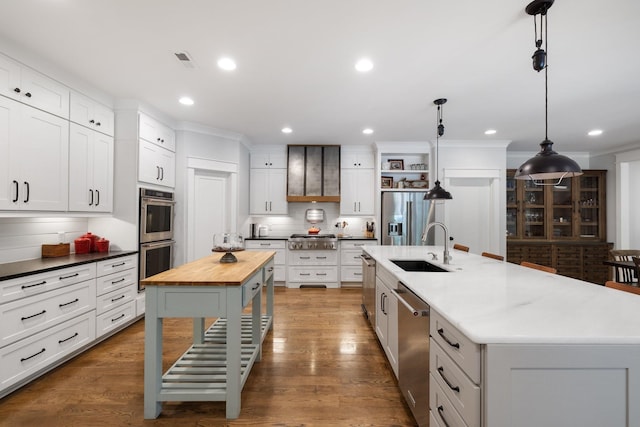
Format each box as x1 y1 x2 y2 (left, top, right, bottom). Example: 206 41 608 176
286 145 341 202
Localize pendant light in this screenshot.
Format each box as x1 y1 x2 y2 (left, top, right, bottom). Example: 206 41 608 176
424 98 452 200
514 0 583 183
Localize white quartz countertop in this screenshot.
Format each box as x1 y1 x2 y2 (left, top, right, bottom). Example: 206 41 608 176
363 245 640 345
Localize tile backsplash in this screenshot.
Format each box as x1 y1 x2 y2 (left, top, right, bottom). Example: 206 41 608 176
250 202 375 238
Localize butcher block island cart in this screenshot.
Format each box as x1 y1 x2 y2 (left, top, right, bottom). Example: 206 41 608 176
141 250 275 419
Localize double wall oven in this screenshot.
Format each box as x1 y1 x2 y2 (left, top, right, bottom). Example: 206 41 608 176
139 188 175 290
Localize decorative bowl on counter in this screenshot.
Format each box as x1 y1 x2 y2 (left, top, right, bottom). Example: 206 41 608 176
212 233 244 263
308 227 320 235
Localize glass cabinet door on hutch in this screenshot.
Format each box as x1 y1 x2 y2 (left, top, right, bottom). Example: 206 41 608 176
506 169 606 242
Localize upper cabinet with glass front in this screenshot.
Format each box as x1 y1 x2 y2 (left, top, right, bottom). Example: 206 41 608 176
506 169 606 241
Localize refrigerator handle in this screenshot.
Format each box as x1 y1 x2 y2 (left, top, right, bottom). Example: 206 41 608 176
406 200 413 245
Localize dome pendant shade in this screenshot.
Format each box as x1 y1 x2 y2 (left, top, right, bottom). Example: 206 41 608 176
424 180 452 200
514 139 583 180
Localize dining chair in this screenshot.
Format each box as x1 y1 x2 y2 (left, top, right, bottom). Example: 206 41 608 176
634 257 640 283
453 243 470 252
609 250 640 283
520 261 557 274
605 280 640 296
481 252 504 261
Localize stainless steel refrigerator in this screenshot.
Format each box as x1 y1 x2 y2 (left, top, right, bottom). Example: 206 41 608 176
381 191 435 246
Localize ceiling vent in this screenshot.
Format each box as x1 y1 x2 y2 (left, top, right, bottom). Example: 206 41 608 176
174 51 195 68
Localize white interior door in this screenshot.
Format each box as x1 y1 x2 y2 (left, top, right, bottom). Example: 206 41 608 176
192 171 228 261
443 169 503 256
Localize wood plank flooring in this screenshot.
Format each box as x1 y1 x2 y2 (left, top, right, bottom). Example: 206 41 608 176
0 288 416 426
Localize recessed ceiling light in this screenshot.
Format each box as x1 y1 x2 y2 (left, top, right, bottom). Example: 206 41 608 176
484 129 497 135
281 127 292 134
362 128 374 135
217 57 237 71
588 129 603 136
355 58 374 72
179 96 194 106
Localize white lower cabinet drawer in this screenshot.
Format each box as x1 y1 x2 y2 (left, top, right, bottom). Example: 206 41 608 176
0 312 96 390
96 301 136 338
340 250 363 266
288 267 338 282
341 265 363 282
242 272 263 307
290 251 338 265
430 375 469 427
431 339 481 427
1 280 97 348
431 309 481 384
96 267 137 296
96 284 137 315
96 255 137 277
274 265 285 282
1 264 96 305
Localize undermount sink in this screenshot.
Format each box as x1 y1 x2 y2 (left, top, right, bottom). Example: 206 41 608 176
390 259 450 273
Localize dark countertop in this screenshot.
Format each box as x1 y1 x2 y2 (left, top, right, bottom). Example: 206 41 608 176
245 236 377 241
0 250 138 281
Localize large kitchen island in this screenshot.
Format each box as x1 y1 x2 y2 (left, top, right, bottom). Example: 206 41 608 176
363 245 640 427
141 250 275 420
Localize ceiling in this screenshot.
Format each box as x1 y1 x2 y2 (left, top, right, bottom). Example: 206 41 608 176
0 0 638 154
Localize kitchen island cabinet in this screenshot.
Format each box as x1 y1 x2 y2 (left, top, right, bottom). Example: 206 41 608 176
141 250 275 420
363 245 640 427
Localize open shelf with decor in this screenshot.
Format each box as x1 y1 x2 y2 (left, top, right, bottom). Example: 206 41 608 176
379 153 429 191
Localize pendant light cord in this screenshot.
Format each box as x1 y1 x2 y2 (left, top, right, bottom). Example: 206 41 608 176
544 11 549 141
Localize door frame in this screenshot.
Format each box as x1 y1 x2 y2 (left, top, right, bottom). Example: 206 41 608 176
442 168 505 256
186 157 238 262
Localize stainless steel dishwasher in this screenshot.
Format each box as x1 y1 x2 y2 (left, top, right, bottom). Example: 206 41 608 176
360 253 376 327
394 281 430 427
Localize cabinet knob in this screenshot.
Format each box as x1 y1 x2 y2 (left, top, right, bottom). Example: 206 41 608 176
14 87 20 93
89 119 95 124
95 122 101 126
25 92 32 98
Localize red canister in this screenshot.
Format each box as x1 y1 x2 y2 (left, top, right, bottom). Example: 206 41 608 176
95 238 110 253
74 238 91 254
80 232 99 252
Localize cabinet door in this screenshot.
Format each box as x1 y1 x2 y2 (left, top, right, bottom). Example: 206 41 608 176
250 168 287 214
68 124 93 211
375 277 388 344
268 168 288 214
139 113 175 151
0 54 21 102
341 152 374 169
91 132 114 211
138 139 175 188
70 91 114 136
340 169 374 215
19 67 69 119
250 151 287 169
0 96 20 209
577 171 605 240
16 106 69 211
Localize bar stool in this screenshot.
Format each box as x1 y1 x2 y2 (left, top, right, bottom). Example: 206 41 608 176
605 280 640 296
453 243 469 252
520 261 557 274
481 252 504 261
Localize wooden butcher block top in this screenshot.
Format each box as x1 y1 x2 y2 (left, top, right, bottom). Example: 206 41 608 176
141 250 275 287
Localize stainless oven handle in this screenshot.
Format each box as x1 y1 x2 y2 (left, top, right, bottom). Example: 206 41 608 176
141 197 176 205
390 286 429 317
360 255 375 267
141 240 175 249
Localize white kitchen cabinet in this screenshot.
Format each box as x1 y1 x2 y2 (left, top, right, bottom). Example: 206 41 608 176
340 168 375 215
94 255 138 338
341 151 374 169
0 97 69 211
68 123 114 212
375 274 398 377
0 53 70 119
249 168 287 215
69 91 114 136
245 240 286 283
250 150 287 169
139 113 175 152
138 138 176 188
340 239 375 283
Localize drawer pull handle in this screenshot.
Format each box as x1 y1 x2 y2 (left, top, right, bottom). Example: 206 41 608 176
300 273 311 276
21 348 46 362
111 295 126 302
59 298 79 308
355 243 365 246
60 273 79 280
437 366 460 392
58 332 79 344
111 278 126 284
437 405 452 427
22 280 46 289
111 313 126 322
22 309 46 321
268 267 274 272
252 283 261 290
316 256 327 260
354 272 362 276
111 262 126 268
316 273 327 276
259 243 271 246
300 256 311 260
437 328 460 349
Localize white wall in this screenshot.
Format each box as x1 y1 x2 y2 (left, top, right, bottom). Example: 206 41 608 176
613 148 640 249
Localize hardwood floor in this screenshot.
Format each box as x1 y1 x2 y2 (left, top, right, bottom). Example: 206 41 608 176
0 288 416 426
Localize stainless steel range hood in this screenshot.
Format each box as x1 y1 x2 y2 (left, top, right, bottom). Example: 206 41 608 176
287 145 340 202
